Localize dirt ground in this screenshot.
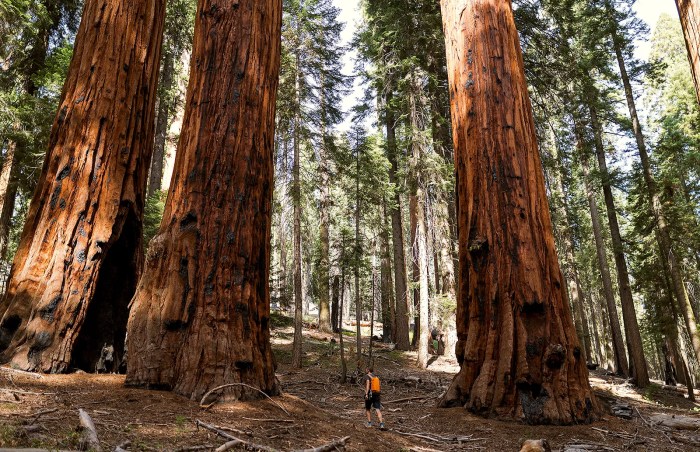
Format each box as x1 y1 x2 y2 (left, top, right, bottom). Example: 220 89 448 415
1 320 699 451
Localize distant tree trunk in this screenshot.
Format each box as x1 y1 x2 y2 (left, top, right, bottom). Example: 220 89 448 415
291 54 303 369
438 0 598 423
125 0 282 400
588 103 649 387
612 37 700 366
676 0 700 104
587 291 605 368
278 157 289 311
331 275 340 333
385 91 410 351
664 257 696 400
550 139 592 364
0 141 18 261
339 265 347 383
149 48 175 198
663 339 679 386
317 81 331 333
578 146 628 377
597 290 616 371
380 199 394 343
409 194 419 349
0 0 166 372
354 143 362 363
408 75 430 367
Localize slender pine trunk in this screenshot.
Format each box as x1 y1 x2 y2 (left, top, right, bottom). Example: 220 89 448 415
576 124 629 376
385 91 410 350
613 37 700 365
588 102 649 386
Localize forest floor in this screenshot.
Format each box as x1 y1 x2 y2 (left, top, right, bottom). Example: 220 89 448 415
1 314 699 451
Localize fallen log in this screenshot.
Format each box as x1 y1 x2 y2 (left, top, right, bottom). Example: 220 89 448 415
383 396 432 404
0 367 43 379
292 436 351 452
649 413 700 430
195 420 279 452
78 409 101 451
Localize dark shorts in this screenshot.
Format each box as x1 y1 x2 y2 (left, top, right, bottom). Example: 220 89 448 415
365 392 381 410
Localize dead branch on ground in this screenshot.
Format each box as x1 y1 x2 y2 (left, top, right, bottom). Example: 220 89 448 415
292 436 351 452
78 408 101 451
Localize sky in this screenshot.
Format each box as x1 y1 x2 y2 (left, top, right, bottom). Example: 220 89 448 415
332 0 682 131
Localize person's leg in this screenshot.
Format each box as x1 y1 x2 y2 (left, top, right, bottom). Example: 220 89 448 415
376 408 383 423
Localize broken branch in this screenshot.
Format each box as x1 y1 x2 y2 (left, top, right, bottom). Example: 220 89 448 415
78 408 101 451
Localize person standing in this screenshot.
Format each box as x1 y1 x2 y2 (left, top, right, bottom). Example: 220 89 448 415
363 366 384 428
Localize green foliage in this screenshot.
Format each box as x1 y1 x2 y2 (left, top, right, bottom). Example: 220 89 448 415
143 190 167 250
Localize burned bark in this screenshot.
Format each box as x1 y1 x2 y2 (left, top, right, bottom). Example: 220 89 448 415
126 0 282 400
0 0 165 372
438 0 598 424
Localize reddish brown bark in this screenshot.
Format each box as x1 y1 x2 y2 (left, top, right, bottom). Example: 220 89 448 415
438 0 598 424
126 0 282 401
677 0 700 104
0 0 165 373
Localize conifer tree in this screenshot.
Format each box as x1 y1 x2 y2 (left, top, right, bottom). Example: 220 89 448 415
126 0 282 400
0 0 165 372
439 0 597 423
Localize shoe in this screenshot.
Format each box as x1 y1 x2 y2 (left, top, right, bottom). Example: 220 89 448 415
366 422 372 427
379 422 385 429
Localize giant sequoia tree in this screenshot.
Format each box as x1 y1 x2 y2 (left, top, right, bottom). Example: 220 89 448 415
676 0 700 103
0 0 165 372
126 0 282 401
438 0 597 424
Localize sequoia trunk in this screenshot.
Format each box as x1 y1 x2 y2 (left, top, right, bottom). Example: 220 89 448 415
676 0 700 104
438 0 598 424
126 0 282 400
0 0 165 372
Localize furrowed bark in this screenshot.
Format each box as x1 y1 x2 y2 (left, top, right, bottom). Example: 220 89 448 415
676 0 700 104
126 0 282 400
0 0 166 372
438 0 598 424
